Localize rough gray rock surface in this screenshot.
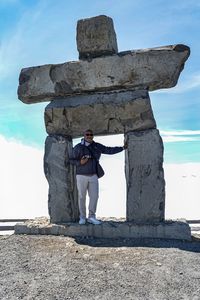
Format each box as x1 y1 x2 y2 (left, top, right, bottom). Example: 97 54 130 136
18 44 190 104
0 234 200 300
76 15 118 59
44 90 156 138
125 129 165 223
44 135 79 223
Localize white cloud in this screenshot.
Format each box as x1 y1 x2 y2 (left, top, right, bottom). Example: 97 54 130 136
0 135 48 219
92 131 200 144
162 136 199 143
160 130 200 143
1 134 200 221
161 130 200 136
99 157 200 220
164 163 200 220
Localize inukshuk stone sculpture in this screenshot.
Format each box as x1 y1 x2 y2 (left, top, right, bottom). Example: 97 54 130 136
18 15 190 226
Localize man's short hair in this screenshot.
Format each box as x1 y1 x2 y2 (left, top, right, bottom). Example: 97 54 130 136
84 129 93 134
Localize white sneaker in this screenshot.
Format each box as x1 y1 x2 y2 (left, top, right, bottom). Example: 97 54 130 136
79 218 86 225
87 217 102 225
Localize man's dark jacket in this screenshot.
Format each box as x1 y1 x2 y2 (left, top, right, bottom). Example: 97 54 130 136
70 139 123 175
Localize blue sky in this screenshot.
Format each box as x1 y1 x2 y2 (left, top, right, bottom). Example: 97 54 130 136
0 0 200 163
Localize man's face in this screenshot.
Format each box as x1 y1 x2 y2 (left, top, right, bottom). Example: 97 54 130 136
84 131 94 143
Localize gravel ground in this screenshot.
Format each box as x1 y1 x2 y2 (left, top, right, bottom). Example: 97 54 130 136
0 234 200 300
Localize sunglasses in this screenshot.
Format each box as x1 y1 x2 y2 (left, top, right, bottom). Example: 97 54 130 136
85 133 93 136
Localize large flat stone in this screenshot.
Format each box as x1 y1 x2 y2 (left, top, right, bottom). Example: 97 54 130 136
125 129 165 223
44 90 156 138
14 217 191 241
18 44 190 104
76 15 118 59
44 135 79 223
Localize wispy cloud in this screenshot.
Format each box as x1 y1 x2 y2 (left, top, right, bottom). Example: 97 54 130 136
154 73 200 94
0 2 42 79
161 130 200 143
161 130 200 136
169 0 200 10
0 0 19 5
0 1 76 81
75 130 200 145
162 136 199 143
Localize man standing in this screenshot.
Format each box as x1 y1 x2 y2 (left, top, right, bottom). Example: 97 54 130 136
70 129 127 225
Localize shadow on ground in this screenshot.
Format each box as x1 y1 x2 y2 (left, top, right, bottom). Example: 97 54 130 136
74 235 200 253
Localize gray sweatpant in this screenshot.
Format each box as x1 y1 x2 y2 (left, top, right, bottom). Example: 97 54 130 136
76 174 99 219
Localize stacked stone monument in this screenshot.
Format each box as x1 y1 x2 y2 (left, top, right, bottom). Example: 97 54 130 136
17 15 191 239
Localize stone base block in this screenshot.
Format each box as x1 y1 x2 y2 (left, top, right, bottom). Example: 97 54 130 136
14 217 191 241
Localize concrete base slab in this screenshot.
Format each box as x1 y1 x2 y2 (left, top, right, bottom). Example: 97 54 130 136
14 217 191 241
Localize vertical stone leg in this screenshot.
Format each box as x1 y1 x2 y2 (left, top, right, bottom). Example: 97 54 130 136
44 135 79 223
125 129 165 223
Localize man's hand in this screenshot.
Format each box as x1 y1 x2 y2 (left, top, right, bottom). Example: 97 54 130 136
123 141 128 150
80 156 89 165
